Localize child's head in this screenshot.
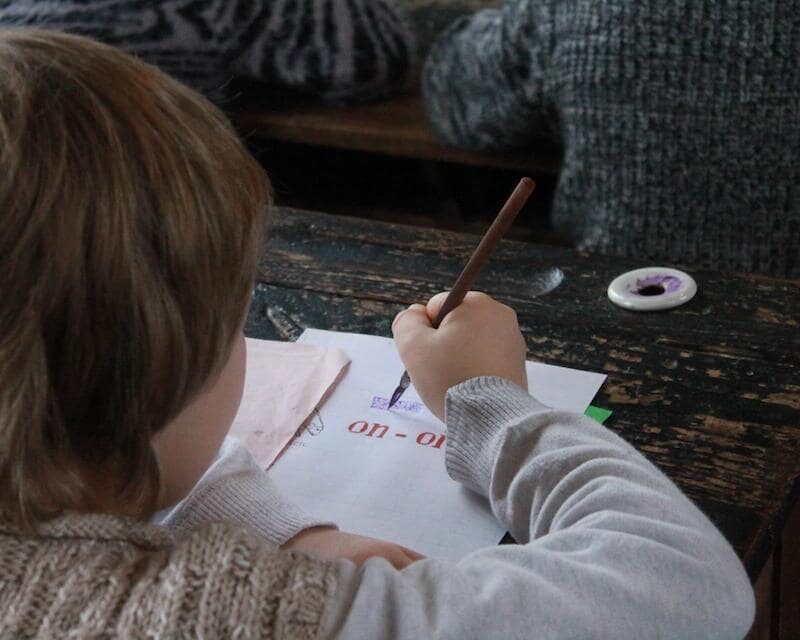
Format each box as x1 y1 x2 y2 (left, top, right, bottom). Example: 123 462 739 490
0 29 270 527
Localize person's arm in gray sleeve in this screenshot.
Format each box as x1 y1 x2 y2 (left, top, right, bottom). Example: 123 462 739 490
422 0 555 150
319 377 755 639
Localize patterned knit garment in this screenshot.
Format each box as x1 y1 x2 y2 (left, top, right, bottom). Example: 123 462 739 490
0 512 336 638
423 1 800 276
0 0 415 102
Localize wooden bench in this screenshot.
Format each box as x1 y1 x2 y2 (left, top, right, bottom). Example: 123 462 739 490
233 90 561 176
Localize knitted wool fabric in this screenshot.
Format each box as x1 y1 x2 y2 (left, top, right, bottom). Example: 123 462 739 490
0 511 336 638
0 0 415 103
423 1 800 277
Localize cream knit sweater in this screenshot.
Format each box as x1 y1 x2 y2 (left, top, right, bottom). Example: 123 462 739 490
0 511 335 638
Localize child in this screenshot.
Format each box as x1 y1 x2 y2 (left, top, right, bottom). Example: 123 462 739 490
0 29 754 638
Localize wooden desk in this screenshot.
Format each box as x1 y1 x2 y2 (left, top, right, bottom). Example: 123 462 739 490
234 92 561 175
246 207 800 639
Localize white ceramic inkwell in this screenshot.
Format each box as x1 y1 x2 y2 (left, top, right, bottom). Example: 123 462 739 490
607 267 697 311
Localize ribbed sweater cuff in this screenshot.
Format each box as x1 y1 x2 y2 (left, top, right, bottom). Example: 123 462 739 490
445 376 550 494
164 471 336 546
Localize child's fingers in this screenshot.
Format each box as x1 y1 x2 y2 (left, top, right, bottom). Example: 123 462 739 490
386 545 426 569
401 545 426 562
392 303 432 339
425 291 450 321
426 290 492 324
397 292 491 335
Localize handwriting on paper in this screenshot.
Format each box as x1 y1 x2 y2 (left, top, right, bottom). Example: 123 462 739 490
370 395 425 414
271 329 606 560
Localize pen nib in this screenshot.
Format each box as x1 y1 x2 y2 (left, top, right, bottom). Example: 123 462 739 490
387 385 403 409
387 371 411 409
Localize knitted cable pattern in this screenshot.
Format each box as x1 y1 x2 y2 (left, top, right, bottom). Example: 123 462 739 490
0 511 336 638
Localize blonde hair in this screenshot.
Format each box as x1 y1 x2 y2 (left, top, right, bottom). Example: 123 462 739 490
0 29 270 528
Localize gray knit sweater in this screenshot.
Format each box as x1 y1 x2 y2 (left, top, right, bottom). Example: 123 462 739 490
423 1 800 277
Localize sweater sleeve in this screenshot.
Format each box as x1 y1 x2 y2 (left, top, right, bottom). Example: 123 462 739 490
422 0 554 150
231 0 416 103
156 437 337 546
319 377 755 639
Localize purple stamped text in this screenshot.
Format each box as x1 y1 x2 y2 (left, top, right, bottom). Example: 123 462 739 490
371 396 425 414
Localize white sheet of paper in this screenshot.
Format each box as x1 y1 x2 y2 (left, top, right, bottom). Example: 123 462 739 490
228 338 350 469
269 329 606 561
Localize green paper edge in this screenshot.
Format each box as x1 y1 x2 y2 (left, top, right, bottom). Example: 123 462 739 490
585 405 612 424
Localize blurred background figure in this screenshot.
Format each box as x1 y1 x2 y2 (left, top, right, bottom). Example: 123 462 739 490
423 1 800 276
0 0 416 103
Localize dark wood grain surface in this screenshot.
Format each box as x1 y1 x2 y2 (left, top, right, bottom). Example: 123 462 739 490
247 206 800 580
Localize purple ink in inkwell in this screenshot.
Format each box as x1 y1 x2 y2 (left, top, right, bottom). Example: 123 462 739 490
631 273 683 296
607 267 697 311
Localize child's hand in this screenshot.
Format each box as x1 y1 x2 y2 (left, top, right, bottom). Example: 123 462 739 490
281 527 425 569
392 291 528 421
